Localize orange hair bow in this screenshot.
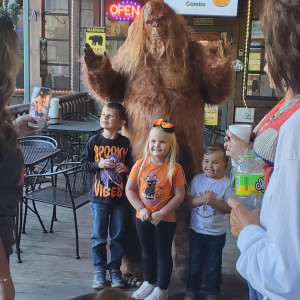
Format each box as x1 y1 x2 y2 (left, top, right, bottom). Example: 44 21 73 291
153 119 174 133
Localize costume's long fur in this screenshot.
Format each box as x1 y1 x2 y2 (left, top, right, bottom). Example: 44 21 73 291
83 0 232 281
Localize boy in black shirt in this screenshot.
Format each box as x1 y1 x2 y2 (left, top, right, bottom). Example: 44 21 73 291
81 102 132 290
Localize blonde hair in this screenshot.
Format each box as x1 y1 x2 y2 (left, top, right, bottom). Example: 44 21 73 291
0 16 21 147
137 126 179 186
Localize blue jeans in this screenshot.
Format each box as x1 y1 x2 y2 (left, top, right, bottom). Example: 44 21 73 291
91 201 129 271
136 218 176 290
248 281 264 300
186 229 226 295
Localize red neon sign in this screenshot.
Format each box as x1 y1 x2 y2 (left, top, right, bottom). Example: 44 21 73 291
108 1 142 21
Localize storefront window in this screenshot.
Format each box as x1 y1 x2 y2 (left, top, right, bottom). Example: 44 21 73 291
245 2 276 100
43 0 70 91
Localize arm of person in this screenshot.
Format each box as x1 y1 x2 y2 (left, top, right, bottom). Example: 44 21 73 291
224 130 253 163
151 184 185 226
185 192 210 208
227 112 300 299
125 178 151 221
81 136 101 172
207 193 231 214
14 114 50 137
0 238 14 300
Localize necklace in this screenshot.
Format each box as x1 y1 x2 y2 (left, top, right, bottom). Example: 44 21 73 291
257 95 300 135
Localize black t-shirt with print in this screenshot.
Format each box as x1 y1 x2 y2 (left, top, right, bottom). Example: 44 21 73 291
81 133 132 204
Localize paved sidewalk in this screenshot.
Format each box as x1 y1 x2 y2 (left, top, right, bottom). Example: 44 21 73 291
10 202 248 300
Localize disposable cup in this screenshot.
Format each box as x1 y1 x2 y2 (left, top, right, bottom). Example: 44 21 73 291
228 124 252 143
228 124 252 167
48 98 60 124
28 87 52 128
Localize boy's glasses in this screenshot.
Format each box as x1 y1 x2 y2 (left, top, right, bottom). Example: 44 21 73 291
0 12 14 29
153 119 174 133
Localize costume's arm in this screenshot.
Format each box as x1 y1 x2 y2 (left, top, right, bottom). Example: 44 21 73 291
236 113 300 300
83 43 127 103
196 40 233 105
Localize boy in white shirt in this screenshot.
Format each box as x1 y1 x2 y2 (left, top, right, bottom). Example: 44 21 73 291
184 143 233 300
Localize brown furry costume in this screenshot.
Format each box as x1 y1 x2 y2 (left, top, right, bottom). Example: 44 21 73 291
83 0 232 282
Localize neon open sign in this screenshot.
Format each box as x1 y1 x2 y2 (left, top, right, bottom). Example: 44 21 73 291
108 1 142 21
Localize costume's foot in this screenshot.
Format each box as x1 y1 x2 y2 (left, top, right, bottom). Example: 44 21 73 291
132 281 155 299
123 275 142 287
144 287 168 300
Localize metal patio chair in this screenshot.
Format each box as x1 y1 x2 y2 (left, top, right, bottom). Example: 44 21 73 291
23 163 90 259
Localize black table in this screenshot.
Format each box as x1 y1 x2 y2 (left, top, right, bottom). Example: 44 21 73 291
46 120 101 134
45 120 101 161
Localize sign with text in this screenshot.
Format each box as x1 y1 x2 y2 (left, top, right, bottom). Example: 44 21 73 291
86 27 106 53
107 1 143 21
204 105 218 125
164 0 238 17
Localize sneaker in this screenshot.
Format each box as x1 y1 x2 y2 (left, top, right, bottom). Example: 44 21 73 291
144 287 168 300
132 281 155 299
92 270 106 290
109 269 125 288
184 291 198 300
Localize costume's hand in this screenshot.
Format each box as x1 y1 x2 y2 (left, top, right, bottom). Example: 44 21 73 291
15 114 50 137
224 130 252 163
98 159 116 169
139 208 151 222
115 163 129 174
228 198 261 238
84 43 107 71
150 211 164 226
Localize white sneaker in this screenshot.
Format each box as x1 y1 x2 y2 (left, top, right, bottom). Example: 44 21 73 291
132 281 155 299
144 287 168 300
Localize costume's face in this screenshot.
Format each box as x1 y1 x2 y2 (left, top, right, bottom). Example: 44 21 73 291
144 2 168 43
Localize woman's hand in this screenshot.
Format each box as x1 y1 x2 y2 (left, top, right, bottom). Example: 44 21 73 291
139 208 151 222
14 114 50 137
224 130 252 163
228 198 261 238
0 276 15 300
150 211 164 226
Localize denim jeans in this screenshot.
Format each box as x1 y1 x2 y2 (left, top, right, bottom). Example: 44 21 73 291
186 229 226 295
248 281 264 300
91 201 129 271
136 218 176 290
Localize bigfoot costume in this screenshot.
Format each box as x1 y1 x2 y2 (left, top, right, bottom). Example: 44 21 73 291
83 0 232 281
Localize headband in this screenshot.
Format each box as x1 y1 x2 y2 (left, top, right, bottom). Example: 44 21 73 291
153 119 174 133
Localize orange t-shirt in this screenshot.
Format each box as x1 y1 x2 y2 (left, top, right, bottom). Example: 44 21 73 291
129 158 185 222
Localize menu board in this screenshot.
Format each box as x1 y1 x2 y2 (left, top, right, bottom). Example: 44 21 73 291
164 0 238 17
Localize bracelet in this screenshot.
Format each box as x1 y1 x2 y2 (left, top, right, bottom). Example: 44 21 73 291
0 274 11 283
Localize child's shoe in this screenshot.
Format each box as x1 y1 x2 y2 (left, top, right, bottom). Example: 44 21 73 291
184 291 198 300
144 287 168 300
109 269 125 288
92 269 106 290
132 281 155 299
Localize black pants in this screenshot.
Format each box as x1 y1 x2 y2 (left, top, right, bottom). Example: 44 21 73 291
136 218 176 290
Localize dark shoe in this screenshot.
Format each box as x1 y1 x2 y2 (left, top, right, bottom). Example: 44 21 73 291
92 270 106 290
109 269 125 288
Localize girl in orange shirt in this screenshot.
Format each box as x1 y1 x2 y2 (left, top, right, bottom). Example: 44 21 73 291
126 119 185 300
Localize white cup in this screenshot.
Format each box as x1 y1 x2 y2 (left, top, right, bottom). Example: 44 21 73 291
48 98 60 124
228 124 252 167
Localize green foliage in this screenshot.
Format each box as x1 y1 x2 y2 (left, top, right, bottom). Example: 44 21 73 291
0 0 23 24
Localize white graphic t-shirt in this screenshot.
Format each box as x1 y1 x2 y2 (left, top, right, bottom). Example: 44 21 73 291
188 173 234 235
